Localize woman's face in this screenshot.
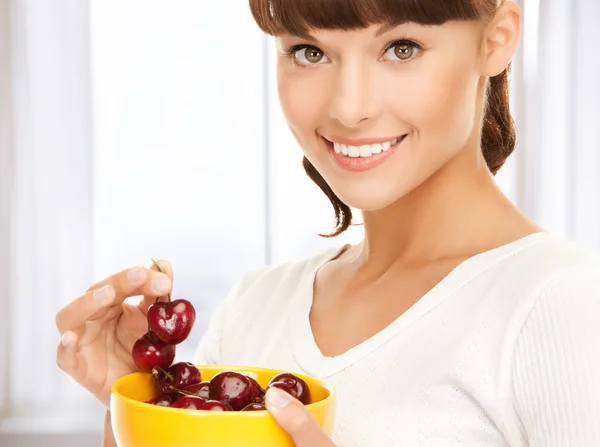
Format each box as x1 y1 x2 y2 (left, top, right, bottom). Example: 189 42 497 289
276 21 486 211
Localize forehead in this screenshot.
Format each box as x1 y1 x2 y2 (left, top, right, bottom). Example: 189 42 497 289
276 22 409 43
253 0 484 38
275 20 483 47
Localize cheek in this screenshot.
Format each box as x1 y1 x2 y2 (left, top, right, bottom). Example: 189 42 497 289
276 67 326 142
391 61 479 151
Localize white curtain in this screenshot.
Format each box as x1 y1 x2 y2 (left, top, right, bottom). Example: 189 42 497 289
508 0 600 247
0 0 100 431
1 0 599 442
0 0 11 415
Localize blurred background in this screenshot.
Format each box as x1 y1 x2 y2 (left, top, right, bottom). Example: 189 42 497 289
0 0 599 445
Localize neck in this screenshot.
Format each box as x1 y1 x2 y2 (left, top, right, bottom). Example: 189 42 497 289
354 145 539 273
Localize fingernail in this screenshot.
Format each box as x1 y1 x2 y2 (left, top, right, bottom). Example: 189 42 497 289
153 277 172 293
93 285 112 303
61 332 73 347
266 387 292 410
127 266 145 283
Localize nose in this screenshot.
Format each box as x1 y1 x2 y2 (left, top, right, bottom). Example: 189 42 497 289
328 61 382 128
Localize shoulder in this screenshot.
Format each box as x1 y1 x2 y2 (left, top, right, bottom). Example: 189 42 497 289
506 234 600 368
222 244 349 307
494 232 600 279
518 234 600 334
476 232 600 305
495 232 600 335
522 257 600 335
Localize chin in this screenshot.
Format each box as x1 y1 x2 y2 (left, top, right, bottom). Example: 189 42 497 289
329 180 414 212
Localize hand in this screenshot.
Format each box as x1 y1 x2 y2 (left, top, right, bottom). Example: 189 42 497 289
265 387 336 447
55 260 174 408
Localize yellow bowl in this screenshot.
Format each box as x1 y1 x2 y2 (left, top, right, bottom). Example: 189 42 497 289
110 365 336 447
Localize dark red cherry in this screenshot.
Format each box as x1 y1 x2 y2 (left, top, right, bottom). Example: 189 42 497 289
246 376 266 401
145 392 178 407
267 381 298 399
171 395 206 410
269 373 310 404
153 362 201 394
199 400 231 411
209 371 254 411
147 299 196 345
182 381 210 400
131 331 176 373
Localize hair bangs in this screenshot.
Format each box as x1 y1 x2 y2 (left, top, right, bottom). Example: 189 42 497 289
250 0 490 38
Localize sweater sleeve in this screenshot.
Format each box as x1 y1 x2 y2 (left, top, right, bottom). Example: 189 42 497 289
193 266 269 365
510 265 600 446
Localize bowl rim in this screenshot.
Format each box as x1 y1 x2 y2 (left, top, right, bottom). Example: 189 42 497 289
110 364 336 416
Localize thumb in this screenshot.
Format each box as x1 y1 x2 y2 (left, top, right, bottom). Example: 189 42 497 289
265 387 336 447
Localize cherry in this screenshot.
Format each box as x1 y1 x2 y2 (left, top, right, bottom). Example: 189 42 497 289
209 371 255 411
246 376 266 402
146 258 196 345
147 299 196 345
269 373 311 404
182 381 210 400
267 381 298 399
153 362 201 394
199 400 232 411
145 392 178 407
131 331 176 373
241 402 267 411
171 395 206 410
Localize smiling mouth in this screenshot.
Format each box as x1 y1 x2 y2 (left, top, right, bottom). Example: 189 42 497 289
324 135 408 158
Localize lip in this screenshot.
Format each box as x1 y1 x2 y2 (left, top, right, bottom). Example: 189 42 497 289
322 134 408 172
323 135 403 146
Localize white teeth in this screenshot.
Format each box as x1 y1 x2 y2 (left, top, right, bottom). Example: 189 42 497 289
348 146 360 158
332 136 403 158
359 145 372 157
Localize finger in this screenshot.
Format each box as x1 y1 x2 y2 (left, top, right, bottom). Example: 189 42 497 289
56 331 81 377
265 387 336 447
56 266 171 334
56 284 116 335
141 259 174 312
86 265 172 298
150 259 174 281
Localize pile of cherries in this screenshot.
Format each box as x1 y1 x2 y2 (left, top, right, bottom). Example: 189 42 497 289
131 260 310 411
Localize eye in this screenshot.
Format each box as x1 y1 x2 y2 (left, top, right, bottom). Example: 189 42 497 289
383 40 422 62
289 45 330 65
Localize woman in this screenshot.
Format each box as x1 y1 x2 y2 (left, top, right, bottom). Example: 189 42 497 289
55 0 600 445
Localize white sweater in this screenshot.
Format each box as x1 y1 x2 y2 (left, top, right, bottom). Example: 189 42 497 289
194 232 600 446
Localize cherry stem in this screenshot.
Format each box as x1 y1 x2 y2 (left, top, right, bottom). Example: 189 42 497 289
172 388 200 397
151 257 172 302
152 365 174 382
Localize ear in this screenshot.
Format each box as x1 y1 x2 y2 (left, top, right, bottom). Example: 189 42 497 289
480 1 522 77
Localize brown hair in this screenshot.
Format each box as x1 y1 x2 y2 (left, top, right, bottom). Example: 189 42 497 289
250 0 516 237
